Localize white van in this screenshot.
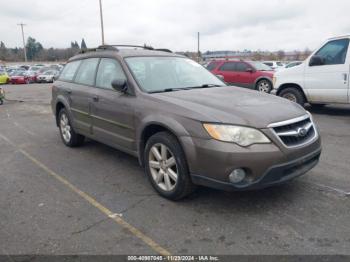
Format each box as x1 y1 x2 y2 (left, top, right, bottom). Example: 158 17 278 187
272 35 349 107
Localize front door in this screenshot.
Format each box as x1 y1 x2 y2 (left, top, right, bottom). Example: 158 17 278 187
217 62 238 85
91 58 136 153
304 38 349 103
234 62 254 88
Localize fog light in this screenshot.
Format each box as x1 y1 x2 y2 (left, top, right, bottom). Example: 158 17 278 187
229 169 246 183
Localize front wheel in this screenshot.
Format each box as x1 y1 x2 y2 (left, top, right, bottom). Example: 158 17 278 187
256 79 272 93
58 108 85 147
279 87 306 106
144 132 196 200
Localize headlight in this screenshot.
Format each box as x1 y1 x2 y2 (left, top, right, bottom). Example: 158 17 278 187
203 124 271 147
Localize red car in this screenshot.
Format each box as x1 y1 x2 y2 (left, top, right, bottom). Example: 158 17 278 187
9 71 30 84
207 60 274 93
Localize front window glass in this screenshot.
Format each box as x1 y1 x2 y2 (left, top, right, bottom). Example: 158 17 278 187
235 62 249 72
96 58 126 89
125 57 225 93
315 39 349 65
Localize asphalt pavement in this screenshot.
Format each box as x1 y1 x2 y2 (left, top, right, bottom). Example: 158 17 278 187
0 83 350 255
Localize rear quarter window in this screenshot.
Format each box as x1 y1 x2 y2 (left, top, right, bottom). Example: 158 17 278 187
206 62 219 71
59 60 81 81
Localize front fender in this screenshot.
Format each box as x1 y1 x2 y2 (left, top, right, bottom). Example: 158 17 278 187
136 113 194 165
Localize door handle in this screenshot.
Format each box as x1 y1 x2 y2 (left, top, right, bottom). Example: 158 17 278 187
92 95 99 102
343 73 348 82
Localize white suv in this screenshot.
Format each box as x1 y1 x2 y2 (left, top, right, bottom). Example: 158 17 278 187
272 35 349 107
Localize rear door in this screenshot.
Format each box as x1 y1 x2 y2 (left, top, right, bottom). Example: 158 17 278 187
304 38 349 103
69 58 100 135
216 62 237 85
91 58 136 153
58 60 90 134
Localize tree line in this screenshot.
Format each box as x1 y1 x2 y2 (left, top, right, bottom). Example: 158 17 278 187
0 37 87 62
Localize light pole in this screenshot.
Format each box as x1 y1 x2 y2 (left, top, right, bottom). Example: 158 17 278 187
17 23 27 62
197 32 200 62
99 0 105 45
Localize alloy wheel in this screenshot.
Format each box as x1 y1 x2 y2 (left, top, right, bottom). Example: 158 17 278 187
258 80 271 93
148 143 178 192
60 113 72 143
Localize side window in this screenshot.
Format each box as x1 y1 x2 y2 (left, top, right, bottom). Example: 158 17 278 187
74 58 100 86
235 62 249 72
59 60 81 81
96 58 126 89
264 62 273 67
315 39 349 65
206 62 219 71
219 62 236 71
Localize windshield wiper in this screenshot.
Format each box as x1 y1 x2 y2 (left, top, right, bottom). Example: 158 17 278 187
148 87 191 94
184 84 224 89
148 84 223 94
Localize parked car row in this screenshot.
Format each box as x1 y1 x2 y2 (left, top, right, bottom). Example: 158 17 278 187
205 35 350 109
0 63 63 84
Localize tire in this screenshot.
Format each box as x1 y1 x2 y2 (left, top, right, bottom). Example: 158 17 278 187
144 132 196 200
279 87 305 106
58 108 85 147
256 79 272 93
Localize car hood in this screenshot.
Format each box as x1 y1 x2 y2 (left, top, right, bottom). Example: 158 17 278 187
153 86 306 128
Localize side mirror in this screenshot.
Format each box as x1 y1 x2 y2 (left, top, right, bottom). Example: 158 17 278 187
246 68 254 73
216 74 225 81
309 55 324 66
111 78 127 92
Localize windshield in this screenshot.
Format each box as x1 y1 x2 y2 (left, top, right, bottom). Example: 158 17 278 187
125 57 225 93
249 61 272 71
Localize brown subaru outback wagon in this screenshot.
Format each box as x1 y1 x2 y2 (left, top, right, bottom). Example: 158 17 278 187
51 45 321 200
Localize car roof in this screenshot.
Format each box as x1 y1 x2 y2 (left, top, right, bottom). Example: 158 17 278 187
69 47 182 62
328 34 350 40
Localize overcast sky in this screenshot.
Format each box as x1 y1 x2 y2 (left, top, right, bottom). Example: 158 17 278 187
1 0 349 52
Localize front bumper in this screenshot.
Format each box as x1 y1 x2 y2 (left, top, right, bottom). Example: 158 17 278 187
190 148 321 191
180 129 321 191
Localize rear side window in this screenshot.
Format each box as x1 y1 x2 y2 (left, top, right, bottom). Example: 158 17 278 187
74 58 100 86
206 62 219 71
59 60 81 81
315 39 349 65
96 58 126 89
219 62 236 71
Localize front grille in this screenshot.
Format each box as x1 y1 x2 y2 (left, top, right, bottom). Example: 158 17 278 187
271 116 316 147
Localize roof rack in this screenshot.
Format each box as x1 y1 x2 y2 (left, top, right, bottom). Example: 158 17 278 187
79 45 172 54
154 48 172 53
